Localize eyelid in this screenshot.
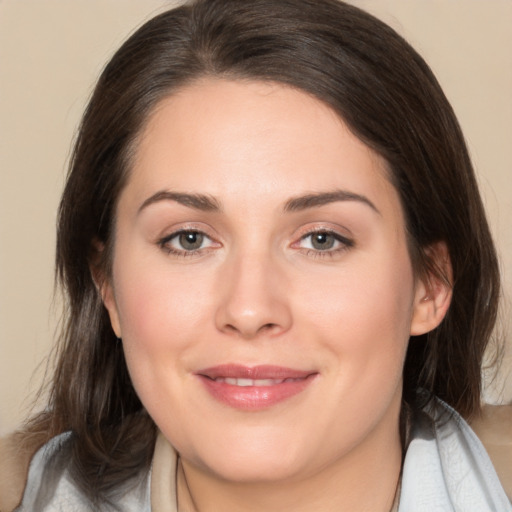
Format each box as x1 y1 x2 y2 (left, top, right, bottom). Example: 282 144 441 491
157 224 222 257
294 224 353 243
155 223 353 259
290 225 355 255
160 229 213 246
155 221 219 243
300 230 353 247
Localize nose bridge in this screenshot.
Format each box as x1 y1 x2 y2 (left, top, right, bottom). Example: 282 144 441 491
215 243 292 338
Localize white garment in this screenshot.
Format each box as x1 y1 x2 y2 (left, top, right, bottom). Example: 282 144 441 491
15 399 511 511
399 399 511 511
14 433 151 512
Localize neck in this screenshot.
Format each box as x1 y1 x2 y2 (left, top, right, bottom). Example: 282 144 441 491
177 408 402 512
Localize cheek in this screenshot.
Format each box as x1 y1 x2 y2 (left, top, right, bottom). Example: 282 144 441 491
110 253 219 409
114 259 210 346
295 248 415 369
111 255 216 419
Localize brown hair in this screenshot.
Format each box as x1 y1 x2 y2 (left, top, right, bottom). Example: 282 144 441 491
26 0 500 504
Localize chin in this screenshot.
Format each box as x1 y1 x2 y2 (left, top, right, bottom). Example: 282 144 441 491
206 454 305 483
188 428 310 483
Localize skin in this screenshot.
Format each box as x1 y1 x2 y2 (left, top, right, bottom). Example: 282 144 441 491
102 79 451 511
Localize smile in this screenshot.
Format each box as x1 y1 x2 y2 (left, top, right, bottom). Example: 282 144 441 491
196 365 318 410
212 377 304 386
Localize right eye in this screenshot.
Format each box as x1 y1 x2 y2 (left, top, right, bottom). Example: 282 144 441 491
158 230 216 256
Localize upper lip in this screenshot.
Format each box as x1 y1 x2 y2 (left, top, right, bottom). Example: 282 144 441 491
197 364 316 380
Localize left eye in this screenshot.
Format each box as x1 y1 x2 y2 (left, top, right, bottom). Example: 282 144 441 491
177 231 205 250
298 231 350 251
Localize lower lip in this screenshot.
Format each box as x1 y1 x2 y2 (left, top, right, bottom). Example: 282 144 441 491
197 374 317 411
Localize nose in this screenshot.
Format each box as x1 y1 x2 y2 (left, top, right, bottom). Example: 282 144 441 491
214 250 292 339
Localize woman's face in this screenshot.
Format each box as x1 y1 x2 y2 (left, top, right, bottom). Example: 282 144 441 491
103 79 438 483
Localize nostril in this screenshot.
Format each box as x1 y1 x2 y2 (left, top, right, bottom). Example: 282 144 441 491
214 286 293 338
222 322 280 339
259 323 279 334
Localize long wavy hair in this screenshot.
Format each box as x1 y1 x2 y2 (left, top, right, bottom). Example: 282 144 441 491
25 0 500 505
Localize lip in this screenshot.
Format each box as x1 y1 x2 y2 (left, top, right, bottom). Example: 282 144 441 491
196 364 318 411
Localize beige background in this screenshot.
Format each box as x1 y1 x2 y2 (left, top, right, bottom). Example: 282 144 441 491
0 0 511 436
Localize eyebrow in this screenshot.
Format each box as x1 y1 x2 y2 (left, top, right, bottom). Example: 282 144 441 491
138 191 221 214
283 190 380 214
138 188 379 215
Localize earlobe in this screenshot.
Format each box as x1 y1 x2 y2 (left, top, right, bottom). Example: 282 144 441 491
410 242 453 336
99 280 122 338
89 240 122 338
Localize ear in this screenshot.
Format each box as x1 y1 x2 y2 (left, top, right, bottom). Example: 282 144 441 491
89 240 122 338
410 242 453 336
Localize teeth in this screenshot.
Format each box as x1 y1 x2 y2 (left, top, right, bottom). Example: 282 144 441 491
236 378 255 387
214 377 301 386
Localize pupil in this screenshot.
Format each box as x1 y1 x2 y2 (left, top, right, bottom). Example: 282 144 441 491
312 233 334 250
179 232 203 250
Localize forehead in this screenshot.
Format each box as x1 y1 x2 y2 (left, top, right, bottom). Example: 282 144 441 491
123 78 400 218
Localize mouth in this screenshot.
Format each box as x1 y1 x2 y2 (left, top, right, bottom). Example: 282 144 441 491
211 377 305 386
196 365 318 410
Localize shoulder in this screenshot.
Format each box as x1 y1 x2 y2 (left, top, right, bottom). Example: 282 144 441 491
1 431 95 511
9 431 152 512
9 431 93 512
470 403 512 501
0 431 41 512
399 399 512 511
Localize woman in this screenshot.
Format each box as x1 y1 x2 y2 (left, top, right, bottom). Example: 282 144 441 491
3 0 511 510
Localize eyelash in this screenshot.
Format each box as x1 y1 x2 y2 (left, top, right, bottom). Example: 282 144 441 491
158 229 216 258
295 229 354 259
157 228 354 259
